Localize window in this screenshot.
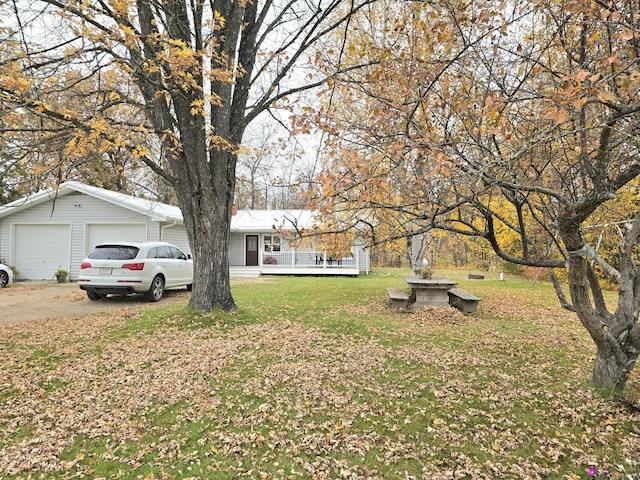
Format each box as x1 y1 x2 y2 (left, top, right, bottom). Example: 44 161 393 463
169 246 187 260
88 245 139 260
263 235 281 252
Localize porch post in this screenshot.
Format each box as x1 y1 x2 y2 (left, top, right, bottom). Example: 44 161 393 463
291 247 296 267
323 251 327 268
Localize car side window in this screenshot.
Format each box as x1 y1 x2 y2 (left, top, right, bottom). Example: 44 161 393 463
170 246 187 260
157 246 172 259
148 247 158 259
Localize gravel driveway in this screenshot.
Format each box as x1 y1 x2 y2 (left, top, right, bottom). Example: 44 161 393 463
0 282 190 325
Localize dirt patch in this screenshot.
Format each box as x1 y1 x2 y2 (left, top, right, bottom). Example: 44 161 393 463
0 282 190 325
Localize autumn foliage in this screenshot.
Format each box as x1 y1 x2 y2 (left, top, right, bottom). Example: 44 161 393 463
310 0 640 390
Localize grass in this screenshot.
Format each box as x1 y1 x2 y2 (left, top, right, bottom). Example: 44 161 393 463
0 268 639 479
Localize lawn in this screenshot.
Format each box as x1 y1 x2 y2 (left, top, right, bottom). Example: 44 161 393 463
0 269 639 479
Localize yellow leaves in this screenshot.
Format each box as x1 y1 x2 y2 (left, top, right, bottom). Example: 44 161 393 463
213 10 226 29
89 118 109 133
132 145 149 159
190 99 205 116
65 137 78 156
168 38 190 55
0 71 32 96
109 0 131 15
33 100 50 114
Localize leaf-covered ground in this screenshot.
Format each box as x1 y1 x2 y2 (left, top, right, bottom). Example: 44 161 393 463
0 279 639 479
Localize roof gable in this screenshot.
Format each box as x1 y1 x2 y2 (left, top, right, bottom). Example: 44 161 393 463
0 181 183 222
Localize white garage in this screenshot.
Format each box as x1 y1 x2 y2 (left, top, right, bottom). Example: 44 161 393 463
0 182 189 281
14 224 71 280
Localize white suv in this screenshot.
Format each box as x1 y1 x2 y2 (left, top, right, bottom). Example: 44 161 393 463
78 241 193 302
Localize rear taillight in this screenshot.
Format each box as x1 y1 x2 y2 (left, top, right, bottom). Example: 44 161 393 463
122 262 144 270
80 262 91 269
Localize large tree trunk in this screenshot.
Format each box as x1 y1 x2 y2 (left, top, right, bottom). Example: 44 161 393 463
172 149 237 313
181 196 236 313
592 349 630 389
562 226 639 390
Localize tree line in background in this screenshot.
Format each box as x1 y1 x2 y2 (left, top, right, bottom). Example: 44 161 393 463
2 0 640 390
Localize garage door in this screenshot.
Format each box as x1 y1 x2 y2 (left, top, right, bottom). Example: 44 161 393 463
15 224 71 280
85 223 147 255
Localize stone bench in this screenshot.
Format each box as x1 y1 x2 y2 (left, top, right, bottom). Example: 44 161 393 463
448 288 481 313
387 287 410 309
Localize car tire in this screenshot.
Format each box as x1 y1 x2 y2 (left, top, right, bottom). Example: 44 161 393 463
186 283 192 292
145 275 164 302
86 290 104 301
0 271 9 288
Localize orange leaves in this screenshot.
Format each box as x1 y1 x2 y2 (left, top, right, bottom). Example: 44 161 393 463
561 79 574 96
597 90 617 104
544 107 570 125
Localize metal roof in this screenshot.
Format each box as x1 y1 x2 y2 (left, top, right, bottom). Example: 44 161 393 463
230 209 318 233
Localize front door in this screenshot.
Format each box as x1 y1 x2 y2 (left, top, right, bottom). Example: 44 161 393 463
245 235 259 266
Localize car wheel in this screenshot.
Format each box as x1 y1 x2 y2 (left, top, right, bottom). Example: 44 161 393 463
145 275 164 302
86 290 104 301
186 283 192 292
0 271 8 288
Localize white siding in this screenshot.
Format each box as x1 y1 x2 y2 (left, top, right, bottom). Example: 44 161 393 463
161 223 191 256
147 221 161 242
229 232 245 266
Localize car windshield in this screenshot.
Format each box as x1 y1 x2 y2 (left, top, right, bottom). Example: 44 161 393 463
88 245 140 260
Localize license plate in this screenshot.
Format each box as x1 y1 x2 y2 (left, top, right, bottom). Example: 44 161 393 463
100 267 112 275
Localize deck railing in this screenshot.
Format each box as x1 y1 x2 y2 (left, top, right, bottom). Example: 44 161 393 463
261 250 359 269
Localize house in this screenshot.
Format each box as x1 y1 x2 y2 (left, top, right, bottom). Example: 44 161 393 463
0 182 369 281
